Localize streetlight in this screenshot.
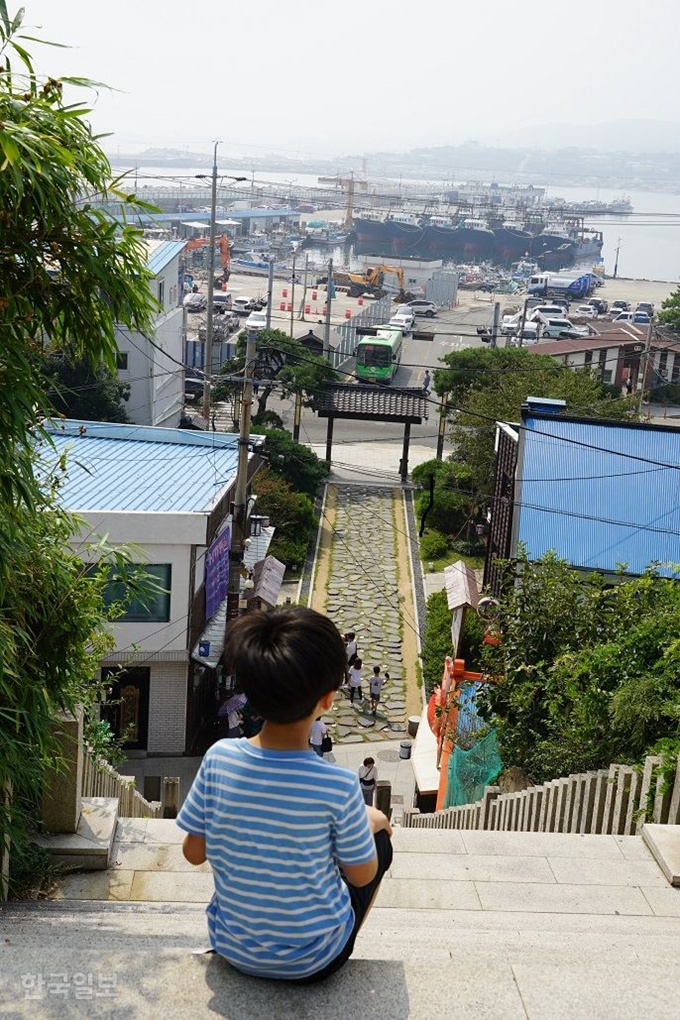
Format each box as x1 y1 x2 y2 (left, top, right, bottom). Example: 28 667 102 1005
289 243 299 337
195 150 247 418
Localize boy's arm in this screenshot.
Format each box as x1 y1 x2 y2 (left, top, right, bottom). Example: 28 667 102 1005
183 833 207 865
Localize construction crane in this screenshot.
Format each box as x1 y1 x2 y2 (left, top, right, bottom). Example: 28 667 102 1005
317 172 368 227
185 235 231 282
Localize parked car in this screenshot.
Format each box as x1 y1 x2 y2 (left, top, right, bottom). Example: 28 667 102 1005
233 296 255 315
244 309 268 330
613 311 635 322
635 302 655 316
574 304 598 318
529 305 569 322
213 292 233 313
183 292 207 312
407 299 438 317
611 300 631 314
184 369 208 401
535 317 590 337
501 312 522 336
633 313 652 324
389 310 415 334
588 297 609 315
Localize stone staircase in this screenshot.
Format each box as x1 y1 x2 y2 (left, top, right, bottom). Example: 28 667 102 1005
2 822 680 1017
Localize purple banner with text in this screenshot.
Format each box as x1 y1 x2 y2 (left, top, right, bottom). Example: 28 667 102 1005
205 526 230 621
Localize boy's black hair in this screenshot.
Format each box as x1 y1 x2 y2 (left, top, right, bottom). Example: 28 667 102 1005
223 607 347 724
373 665 380 675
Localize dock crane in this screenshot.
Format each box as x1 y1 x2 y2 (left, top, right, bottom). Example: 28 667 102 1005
317 172 368 227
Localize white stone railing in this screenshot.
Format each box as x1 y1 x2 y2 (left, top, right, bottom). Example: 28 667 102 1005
82 746 160 819
402 754 680 834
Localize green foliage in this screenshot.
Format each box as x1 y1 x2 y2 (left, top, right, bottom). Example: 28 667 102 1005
43 352 131 423
83 716 129 770
412 458 476 537
419 530 450 561
252 465 317 572
256 427 329 498
0 9 158 892
477 550 680 782
431 350 635 540
657 285 680 333
421 590 454 697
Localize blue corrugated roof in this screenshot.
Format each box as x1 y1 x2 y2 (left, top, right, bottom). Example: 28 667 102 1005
38 420 256 514
516 415 680 576
146 239 187 277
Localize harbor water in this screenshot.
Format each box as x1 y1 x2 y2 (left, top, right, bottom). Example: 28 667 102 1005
113 163 680 283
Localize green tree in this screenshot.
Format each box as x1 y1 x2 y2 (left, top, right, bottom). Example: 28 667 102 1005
657 285 680 333
432 349 633 527
43 352 131 422
213 329 338 417
476 550 680 782
0 6 157 891
252 465 317 570
256 427 329 498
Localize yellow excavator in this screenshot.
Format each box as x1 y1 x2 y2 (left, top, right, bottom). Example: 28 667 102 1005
347 265 409 300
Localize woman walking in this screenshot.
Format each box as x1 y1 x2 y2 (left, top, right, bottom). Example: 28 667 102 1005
348 657 364 704
358 757 378 806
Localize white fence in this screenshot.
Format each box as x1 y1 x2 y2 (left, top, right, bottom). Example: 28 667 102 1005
403 755 680 834
82 747 160 819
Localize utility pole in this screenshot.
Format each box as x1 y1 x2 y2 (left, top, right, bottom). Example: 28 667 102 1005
490 301 501 349
226 328 258 621
289 245 298 337
323 258 333 359
515 296 529 349
265 259 275 330
203 140 220 419
637 320 654 418
613 238 622 279
300 253 309 320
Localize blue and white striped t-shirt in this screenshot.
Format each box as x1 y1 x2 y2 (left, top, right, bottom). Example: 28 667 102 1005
176 738 376 980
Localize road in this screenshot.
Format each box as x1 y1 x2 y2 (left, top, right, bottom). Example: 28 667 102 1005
260 299 497 452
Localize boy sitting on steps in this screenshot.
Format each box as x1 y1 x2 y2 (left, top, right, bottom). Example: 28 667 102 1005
177 606 393 983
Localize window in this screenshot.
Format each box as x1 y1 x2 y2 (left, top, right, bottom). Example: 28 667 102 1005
584 350 593 366
92 563 172 623
115 352 129 371
158 280 165 308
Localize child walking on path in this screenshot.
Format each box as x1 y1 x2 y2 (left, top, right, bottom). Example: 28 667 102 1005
348 657 364 704
369 666 389 716
177 607 393 984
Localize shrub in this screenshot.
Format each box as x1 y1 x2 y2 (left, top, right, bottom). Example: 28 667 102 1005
420 530 450 561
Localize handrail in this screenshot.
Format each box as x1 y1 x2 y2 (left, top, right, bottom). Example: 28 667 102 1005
402 754 680 834
82 745 160 819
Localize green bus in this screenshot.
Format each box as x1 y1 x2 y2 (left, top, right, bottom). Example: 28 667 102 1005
354 325 404 384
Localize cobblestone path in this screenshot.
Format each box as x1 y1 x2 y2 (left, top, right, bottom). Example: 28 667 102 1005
321 485 409 745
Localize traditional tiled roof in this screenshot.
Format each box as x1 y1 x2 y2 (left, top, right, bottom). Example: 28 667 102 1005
313 384 429 422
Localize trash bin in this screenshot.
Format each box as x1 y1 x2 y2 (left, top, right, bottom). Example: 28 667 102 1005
399 740 412 760
408 715 420 738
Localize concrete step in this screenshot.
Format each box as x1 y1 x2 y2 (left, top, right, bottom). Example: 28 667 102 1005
2 942 680 1019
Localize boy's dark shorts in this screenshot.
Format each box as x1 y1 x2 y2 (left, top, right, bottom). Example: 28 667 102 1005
290 829 394 985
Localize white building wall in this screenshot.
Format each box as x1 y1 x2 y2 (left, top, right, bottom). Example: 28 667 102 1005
146 661 188 754
115 250 185 427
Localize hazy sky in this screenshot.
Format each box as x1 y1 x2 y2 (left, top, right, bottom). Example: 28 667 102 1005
17 0 680 159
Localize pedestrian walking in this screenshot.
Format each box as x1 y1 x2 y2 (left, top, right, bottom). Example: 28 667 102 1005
348 657 363 704
345 631 358 667
309 716 327 757
422 370 431 396
369 666 389 716
358 757 378 806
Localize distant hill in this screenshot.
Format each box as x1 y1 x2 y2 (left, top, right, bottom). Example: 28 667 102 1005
499 120 680 153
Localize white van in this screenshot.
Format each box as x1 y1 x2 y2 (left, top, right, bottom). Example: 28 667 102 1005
529 304 568 322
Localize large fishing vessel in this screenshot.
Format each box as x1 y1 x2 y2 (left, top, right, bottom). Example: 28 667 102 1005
352 210 603 268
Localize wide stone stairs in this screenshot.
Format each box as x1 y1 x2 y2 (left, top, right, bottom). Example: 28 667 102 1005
2 822 680 1018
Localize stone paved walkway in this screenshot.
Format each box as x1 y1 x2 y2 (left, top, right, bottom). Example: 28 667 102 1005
319 485 410 745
